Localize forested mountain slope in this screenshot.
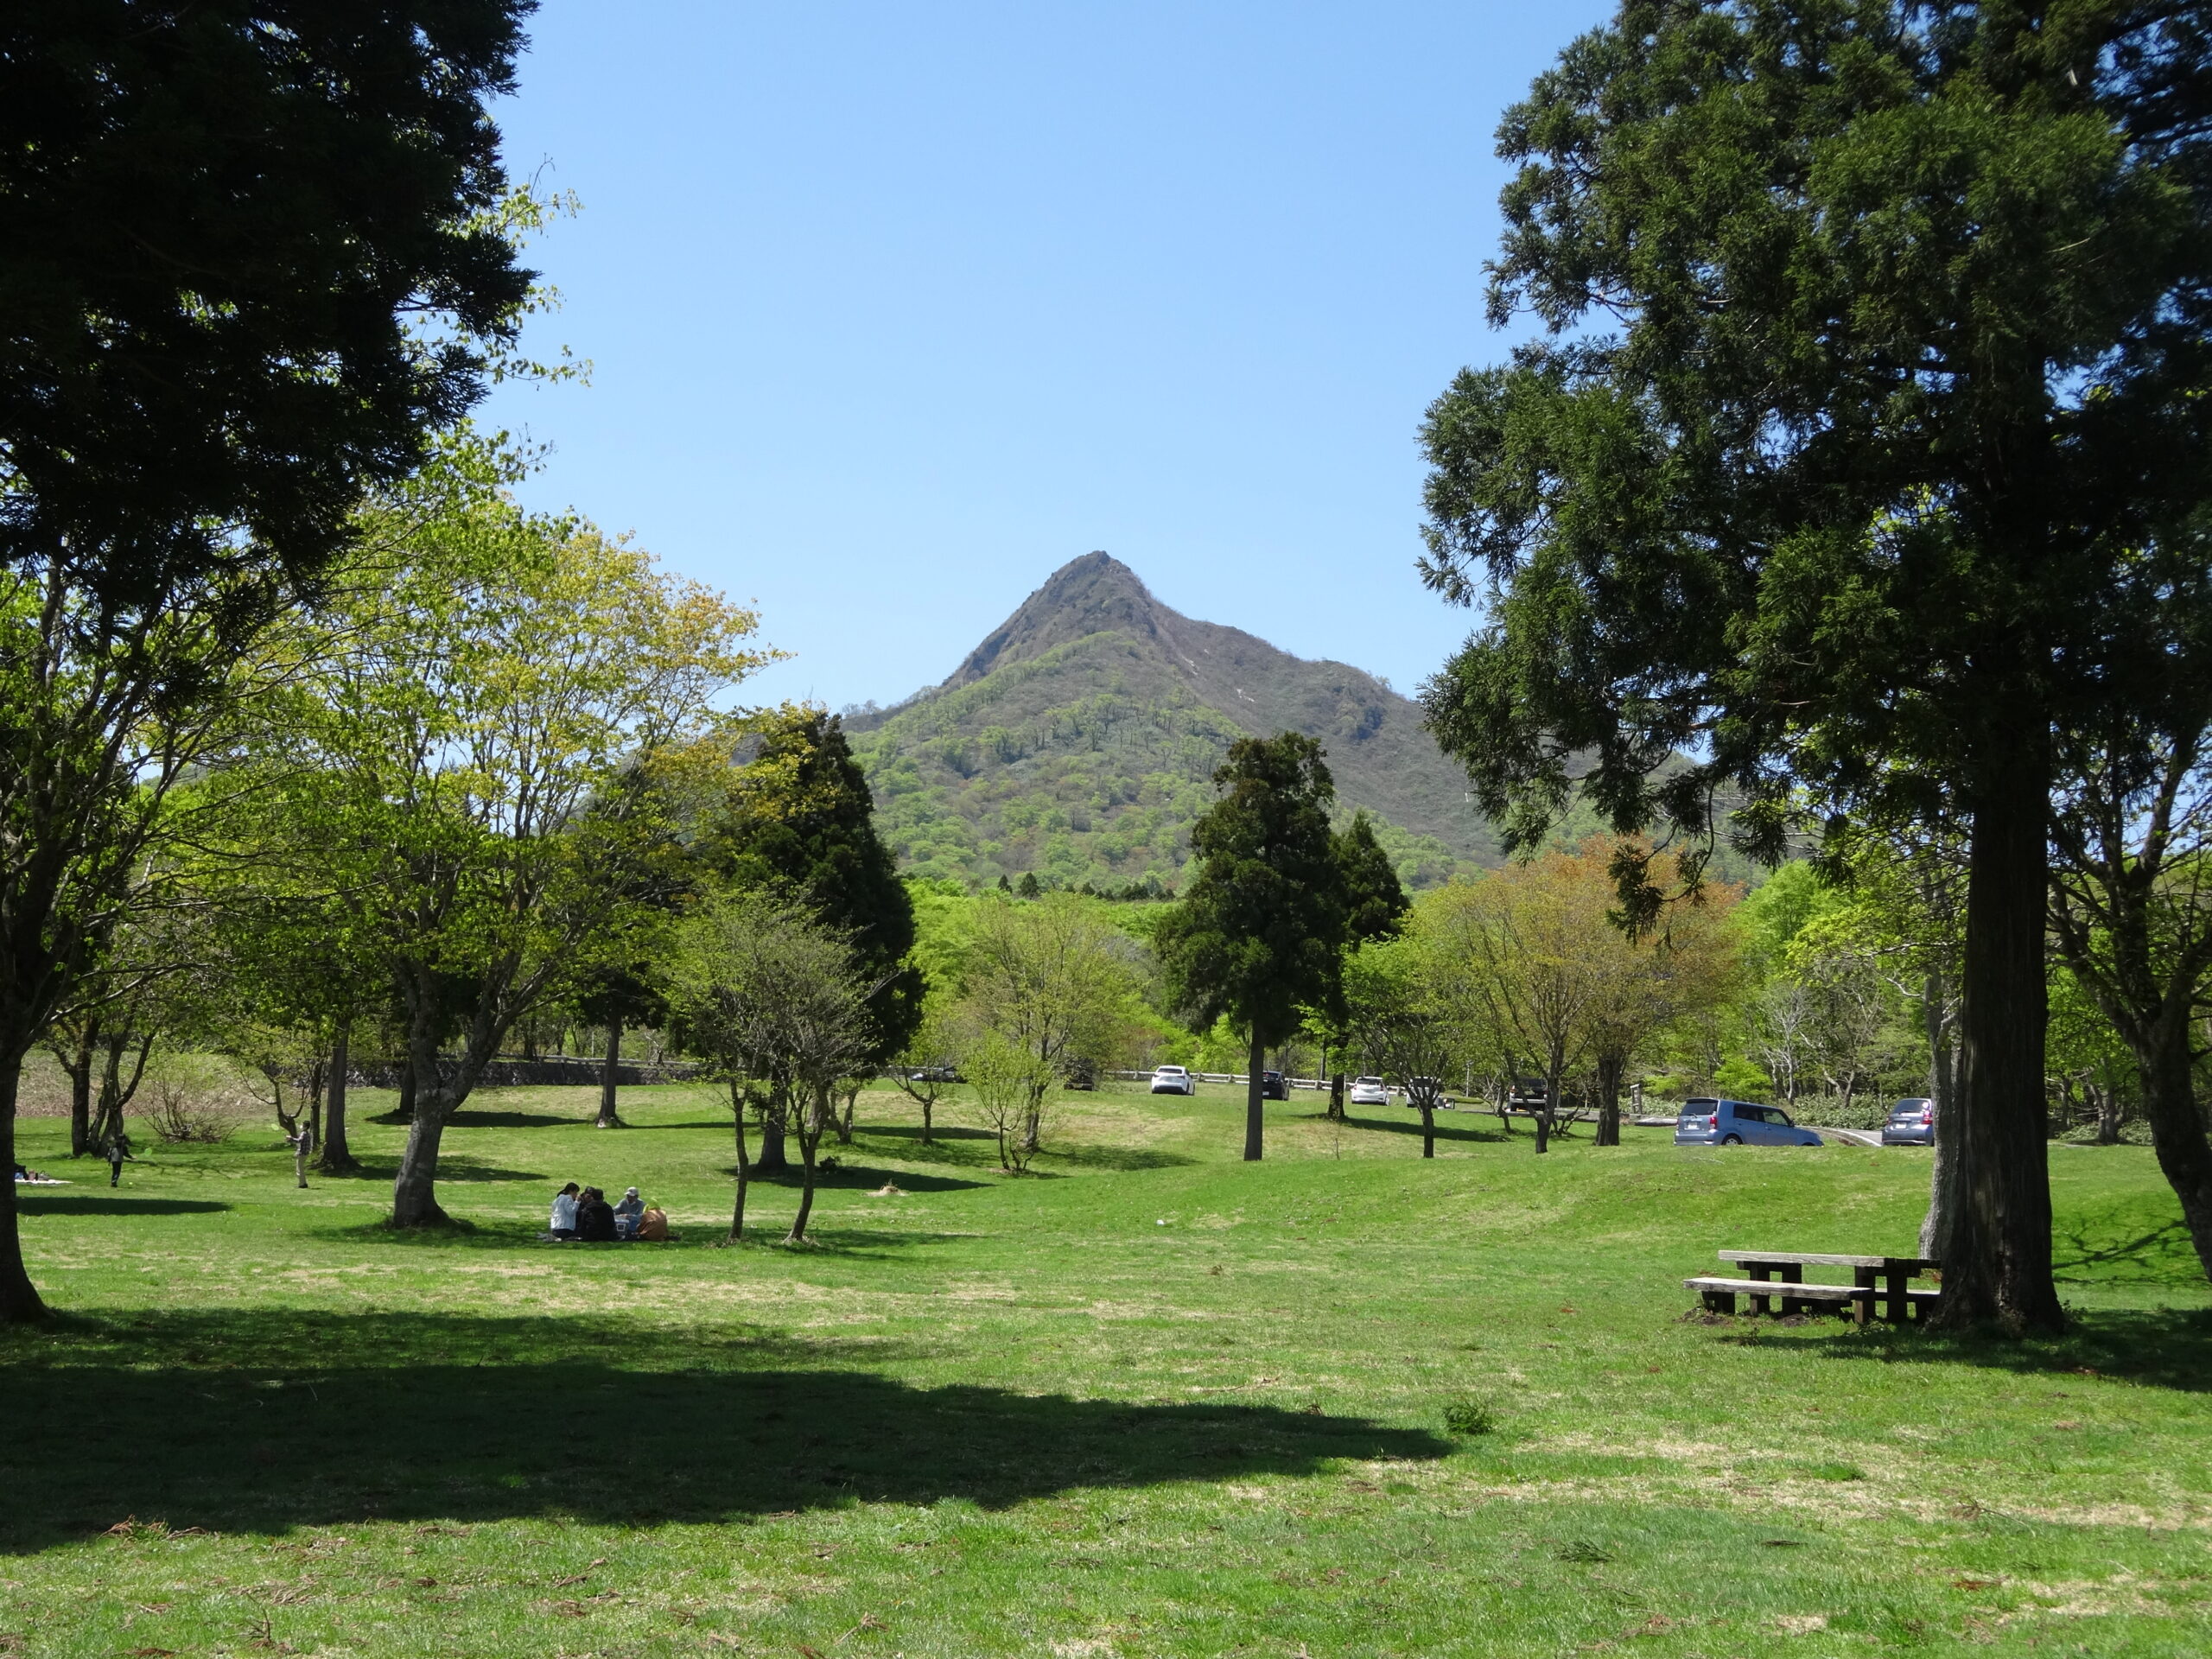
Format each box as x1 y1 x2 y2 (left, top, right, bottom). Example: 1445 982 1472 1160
843 553 1500 889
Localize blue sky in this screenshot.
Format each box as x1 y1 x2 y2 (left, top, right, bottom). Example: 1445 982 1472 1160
479 1 1617 712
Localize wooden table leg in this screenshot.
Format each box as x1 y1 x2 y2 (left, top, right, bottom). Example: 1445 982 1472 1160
1885 1269 1908 1324
1780 1263 1803 1317
1750 1263 1773 1316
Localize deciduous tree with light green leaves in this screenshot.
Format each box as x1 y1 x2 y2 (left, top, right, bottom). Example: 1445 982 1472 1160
251 442 772 1227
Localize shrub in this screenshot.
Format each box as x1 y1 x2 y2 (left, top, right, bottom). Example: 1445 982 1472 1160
137 1055 248 1144
1442 1399 1497 1438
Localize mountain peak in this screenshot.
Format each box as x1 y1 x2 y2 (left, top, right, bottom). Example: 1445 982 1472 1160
945 551 1166 688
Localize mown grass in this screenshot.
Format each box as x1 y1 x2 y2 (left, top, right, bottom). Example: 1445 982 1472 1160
3 1082 2208 1656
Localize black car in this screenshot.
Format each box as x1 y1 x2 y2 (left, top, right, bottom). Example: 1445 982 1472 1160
1260 1070 1289 1100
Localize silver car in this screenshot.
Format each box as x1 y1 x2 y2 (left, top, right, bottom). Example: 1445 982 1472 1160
1881 1097 1935 1146
1674 1097 1823 1147
1149 1065 1196 1096
1347 1075 1389 1107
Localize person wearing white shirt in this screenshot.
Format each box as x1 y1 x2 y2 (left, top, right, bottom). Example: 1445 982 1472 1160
548 1181 581 1238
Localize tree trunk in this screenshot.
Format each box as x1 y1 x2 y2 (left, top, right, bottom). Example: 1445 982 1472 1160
2132 1012 2212 1285
785 1087 825 1243
1932 747 2063 1333
728 1090 753 1241
318 1022 359 1173
0 1052 50 1322
394 1059 417 1124
389 1033 455 1227
1593 1050 1624 1147
596 1016 624 1128
920 1095 934 1147
61 1026 95 1157
1243 1029 1265 1161
836 1083 859 1146
1536 1048 1562 1155
2094 1082 2122 1147
1419 1097 1435 1159
757 1090 789 1173
1329 1071 1345 1122
1919 969 1963 1259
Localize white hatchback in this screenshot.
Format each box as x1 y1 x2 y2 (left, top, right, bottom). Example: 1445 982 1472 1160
1150 1065 1197 1096
1348 1075 1390 1106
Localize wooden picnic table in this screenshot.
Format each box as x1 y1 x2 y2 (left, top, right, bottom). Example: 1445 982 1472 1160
1686 1250 1940 1325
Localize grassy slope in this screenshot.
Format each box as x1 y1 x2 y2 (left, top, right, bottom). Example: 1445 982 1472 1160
4 1086 2207 1657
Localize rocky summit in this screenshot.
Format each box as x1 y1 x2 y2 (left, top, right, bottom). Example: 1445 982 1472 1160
843 553 1498 890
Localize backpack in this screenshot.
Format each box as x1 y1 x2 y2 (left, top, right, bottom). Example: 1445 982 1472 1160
638 1207 668 1242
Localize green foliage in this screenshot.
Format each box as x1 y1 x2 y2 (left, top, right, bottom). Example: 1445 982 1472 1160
1336 811 1410 945
2 2 537 593
1419 3 2212 886
1158 734 1349 1052
698 706 921 1059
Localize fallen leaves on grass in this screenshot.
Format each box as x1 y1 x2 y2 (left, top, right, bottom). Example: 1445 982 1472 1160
1953 1578 2002 1591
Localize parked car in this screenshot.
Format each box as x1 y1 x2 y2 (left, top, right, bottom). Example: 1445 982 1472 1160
1881 1097 1936 1146
1259 1070 1289 1100
1150 1065 1197 1096
1348 1075 1390 1107
1674 1097 1824 1147
1508 1075 1549 1110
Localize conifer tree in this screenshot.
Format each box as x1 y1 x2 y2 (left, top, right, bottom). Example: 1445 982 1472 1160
1418 0 2212 1332
1158 734 1348 1160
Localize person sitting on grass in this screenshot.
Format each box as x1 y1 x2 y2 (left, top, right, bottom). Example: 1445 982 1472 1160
637 1204 669 1242
575 1186 618 1243
547 1181 582 1240
613 1186 645 1240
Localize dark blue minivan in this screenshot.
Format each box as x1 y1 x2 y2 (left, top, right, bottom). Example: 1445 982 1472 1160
1674 1097 1824 1147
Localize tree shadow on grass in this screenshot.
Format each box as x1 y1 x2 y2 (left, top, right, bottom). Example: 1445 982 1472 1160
1337 1111 1510 1146
444 1109 593 1129
346 1158 548 1185
16 1195 231 1218
1033 1144 1198 1173
0 1310 1446 1551
1801 1306 2212 1395
728 1163 993 1195
2051 1212 2204 1289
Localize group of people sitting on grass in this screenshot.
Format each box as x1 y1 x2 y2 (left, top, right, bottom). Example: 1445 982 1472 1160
545 1181 666 1243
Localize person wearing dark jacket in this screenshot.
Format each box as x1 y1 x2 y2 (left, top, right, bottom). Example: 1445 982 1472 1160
575 1186 618 1242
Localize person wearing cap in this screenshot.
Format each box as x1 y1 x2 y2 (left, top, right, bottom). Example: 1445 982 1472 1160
613 1185 645 1240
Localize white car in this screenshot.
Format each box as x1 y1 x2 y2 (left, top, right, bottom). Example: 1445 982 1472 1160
1348 1075 1390 1107
1150 1065 1197 1096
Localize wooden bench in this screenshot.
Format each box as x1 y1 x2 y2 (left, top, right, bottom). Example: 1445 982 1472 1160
1688 1250 1941 1324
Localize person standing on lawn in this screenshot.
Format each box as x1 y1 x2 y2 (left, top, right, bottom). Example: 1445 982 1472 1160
288 1125 313 1189
103 1133 135 1188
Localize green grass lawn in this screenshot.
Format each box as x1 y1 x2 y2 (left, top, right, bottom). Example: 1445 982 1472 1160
4 1082 2208 1656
